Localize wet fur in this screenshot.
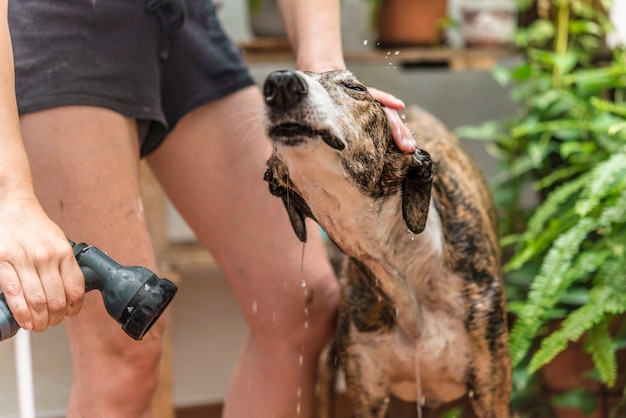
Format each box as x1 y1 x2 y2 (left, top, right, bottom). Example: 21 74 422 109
263 70 512 417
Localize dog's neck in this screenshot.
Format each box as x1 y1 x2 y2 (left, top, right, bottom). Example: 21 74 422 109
327 197 445 334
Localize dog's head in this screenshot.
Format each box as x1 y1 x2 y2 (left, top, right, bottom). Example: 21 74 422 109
263 70 433 250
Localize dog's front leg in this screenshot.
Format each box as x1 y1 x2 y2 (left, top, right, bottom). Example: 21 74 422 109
340 335 393 418
317 339 340 418
335 260 401 418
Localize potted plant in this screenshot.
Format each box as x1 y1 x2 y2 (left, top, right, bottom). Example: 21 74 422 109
363 0 449 46
458 0 626 416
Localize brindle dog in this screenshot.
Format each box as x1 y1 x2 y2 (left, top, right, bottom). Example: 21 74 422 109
262 70 513 418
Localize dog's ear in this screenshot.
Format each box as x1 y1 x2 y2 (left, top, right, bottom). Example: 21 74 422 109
264 156 312 242
281 196 309 242
402 149 434 234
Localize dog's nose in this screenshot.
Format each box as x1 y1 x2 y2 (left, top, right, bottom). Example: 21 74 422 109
263 70 308 110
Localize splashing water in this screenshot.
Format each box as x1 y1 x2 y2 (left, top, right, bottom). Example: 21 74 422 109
296 386 303 416
416 359 424 418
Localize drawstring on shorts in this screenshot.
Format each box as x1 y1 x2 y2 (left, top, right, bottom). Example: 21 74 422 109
145 0 187 59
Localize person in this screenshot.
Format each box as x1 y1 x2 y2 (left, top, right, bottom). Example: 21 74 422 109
0 0 416 417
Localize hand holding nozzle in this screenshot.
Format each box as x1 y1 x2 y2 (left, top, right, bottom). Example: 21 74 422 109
0 240 177 342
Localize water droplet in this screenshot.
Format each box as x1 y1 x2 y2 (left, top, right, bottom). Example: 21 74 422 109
363 39 368 46
395 308 399 317
400 113 407 120
394 50 400 55
299 354 304 366
301 280 307 288
304 321 309 329
297 387 302 399
419 395 426 407
469 390 475 399
251 300 258 314
296 402 302 416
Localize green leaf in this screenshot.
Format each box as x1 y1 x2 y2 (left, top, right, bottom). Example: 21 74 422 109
492 66 512 86
509 174 588 261
528 260 626 375
523 19 556 47
584 318 617 387
454 120 504 141
591 97 626 118
510 64 533 82
575 152 626 217
552 389 597 414
553 52 579 75
569 19 602 36
509 218 599 366
248 0 262 16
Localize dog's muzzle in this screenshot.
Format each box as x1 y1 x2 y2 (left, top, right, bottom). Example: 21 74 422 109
263 70 308 111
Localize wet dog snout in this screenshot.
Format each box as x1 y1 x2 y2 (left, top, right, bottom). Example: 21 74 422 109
264 70 308 110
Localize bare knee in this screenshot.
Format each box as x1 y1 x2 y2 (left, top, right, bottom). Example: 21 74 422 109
248 271 340 353
68 315 165 412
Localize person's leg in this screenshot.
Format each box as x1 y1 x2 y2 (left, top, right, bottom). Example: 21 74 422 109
147 86 340 418
20 106 162 418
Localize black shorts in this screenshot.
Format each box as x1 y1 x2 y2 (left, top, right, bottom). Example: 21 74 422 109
8 0 256 156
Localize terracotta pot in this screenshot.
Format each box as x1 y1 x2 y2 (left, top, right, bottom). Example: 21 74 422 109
376 0 448 46
540 320 626 418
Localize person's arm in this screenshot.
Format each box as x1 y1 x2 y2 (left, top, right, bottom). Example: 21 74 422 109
0 0 84 332
276 0 346 72
276 0 416 152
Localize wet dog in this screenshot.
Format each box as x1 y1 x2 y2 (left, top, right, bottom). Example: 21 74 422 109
262 70 512 418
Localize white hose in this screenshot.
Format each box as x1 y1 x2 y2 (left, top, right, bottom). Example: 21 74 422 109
14 330 36 418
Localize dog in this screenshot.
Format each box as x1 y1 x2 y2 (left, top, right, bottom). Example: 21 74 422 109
262 70 512 418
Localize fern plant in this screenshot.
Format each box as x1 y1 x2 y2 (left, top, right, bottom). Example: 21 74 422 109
459 0 626 414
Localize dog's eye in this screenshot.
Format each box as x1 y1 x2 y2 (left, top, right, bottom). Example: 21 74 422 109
343 83 367 93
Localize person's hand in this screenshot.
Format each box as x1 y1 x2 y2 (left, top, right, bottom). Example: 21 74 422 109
0 192 84 332
368 87 417 153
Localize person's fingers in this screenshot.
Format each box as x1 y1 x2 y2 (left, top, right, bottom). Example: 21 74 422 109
37 261 68 327
368 86 405 110
59 249 84 318
383 107 416 153
0 263 33 330
17 264 50 332
366 87 416 152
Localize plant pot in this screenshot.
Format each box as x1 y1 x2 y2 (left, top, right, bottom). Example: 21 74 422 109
376 0 448 47
540 320 626 418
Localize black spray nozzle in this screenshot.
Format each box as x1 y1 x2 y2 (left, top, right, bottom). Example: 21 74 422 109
0 240 177 342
